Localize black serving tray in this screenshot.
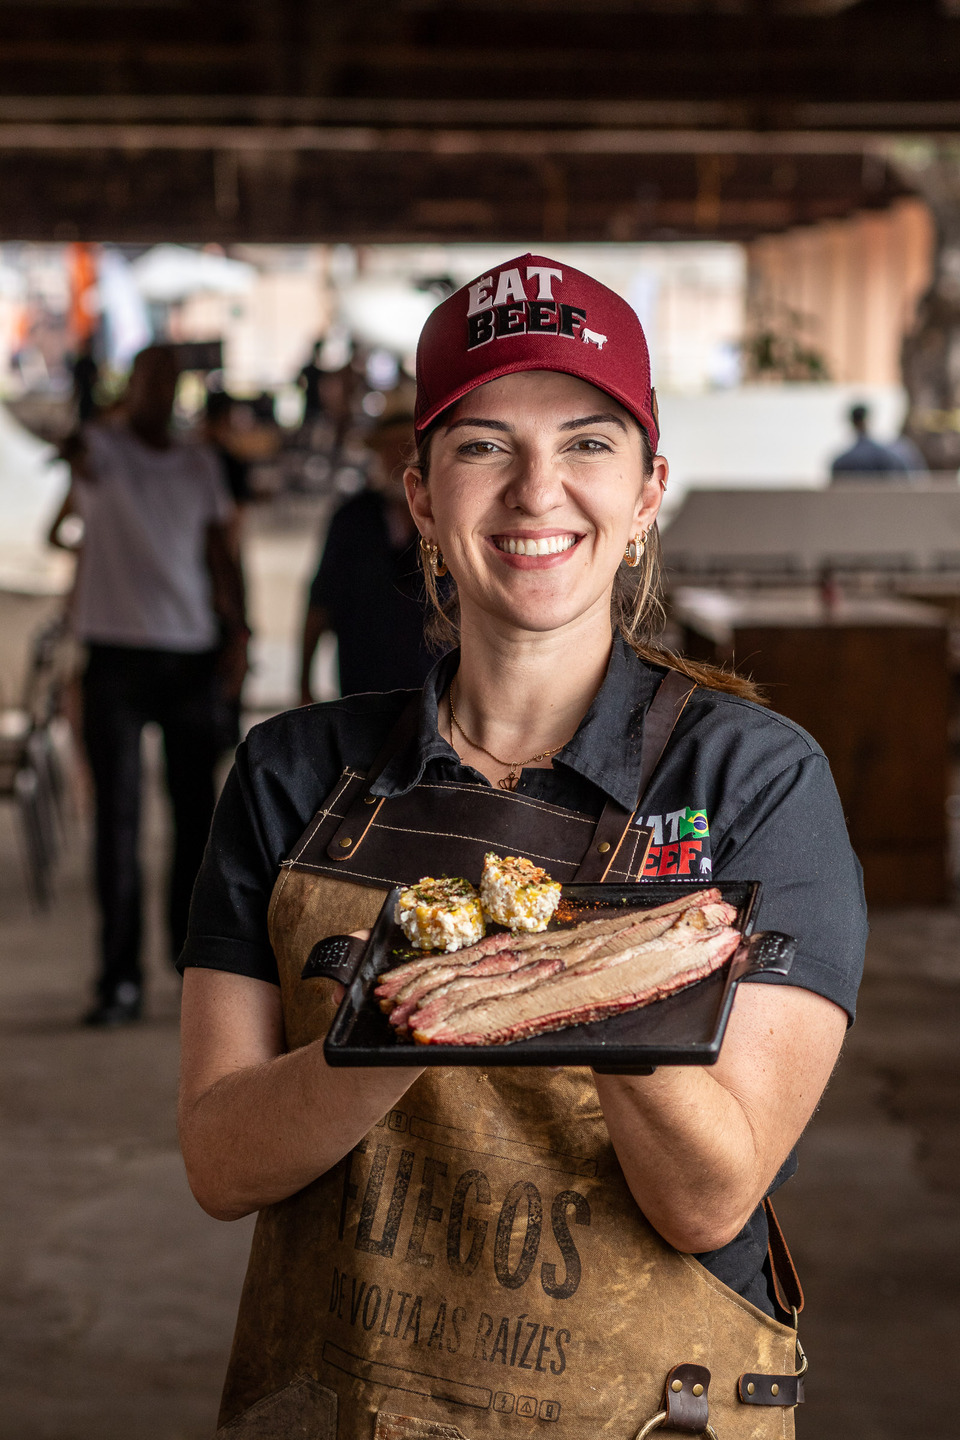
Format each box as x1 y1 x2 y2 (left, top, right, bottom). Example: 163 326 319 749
305 880 795 1073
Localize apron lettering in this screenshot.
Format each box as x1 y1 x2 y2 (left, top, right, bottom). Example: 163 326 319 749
446 1168 491 1277
427 1299 448 1349
490 1316 511 1363
343 1147 587 1301
361 1283 382 1330
474 1311 494 1360
355 1143 414 1257
450 1305 466 1354
349 1276 367 1325
326 1261 578 1382
401 1294 423 1344
495 1181 543 1290
535 1324 555 1373
392 1290 412 1338
541 1189 591 1300
405 1156 448 1268
509 1314 529 1366
517 1320 540 1370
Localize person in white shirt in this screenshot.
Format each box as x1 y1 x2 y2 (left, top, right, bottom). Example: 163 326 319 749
53 345 249 1026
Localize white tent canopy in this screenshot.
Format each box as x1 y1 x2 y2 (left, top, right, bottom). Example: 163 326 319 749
130 245 256 303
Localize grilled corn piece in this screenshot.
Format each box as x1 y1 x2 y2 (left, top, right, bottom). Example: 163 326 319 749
480 852 561 933
396 876 485 952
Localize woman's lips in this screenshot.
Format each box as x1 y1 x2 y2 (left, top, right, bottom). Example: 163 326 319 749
489 533 581 564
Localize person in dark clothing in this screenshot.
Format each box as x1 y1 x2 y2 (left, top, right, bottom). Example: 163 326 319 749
71 336 100 423
830 402 909 479
297 342 325 422
299 413 438 701
203 390 253 505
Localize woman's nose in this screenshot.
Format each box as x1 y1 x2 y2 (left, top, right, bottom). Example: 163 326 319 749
503 451 564 514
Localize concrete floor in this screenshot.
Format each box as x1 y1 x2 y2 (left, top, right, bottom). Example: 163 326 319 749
1 740 958 1439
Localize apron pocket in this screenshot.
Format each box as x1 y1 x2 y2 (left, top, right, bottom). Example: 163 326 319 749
374 1415 473 1440
216 1375 338 1439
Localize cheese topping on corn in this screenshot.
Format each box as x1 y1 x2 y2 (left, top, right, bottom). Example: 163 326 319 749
396 876 485 953
480 852 561 933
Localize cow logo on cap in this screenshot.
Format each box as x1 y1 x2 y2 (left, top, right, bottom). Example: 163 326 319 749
465 264 602 352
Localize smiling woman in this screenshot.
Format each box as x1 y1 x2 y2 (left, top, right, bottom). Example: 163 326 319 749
177 254 867 1440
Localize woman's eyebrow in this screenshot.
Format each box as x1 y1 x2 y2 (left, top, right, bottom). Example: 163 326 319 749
444 417 512 433
558 413 628 433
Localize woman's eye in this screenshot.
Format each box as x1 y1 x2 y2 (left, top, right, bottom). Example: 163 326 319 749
569 437 611 453
459 440 502 456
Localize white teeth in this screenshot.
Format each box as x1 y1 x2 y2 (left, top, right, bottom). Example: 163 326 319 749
495 535 577 555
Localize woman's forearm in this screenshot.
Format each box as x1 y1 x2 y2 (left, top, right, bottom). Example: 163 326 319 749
178 968 424 1221
593 984 848 1253
180 1045 425 1221
593 1066 764 1252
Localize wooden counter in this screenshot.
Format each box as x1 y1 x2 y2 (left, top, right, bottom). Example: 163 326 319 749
673 587 951 905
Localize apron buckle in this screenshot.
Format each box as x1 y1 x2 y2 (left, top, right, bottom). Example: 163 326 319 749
634 1364 717 1438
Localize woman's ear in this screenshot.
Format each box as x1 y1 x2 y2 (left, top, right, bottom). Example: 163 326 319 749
634 454 668 531
403 465 434 537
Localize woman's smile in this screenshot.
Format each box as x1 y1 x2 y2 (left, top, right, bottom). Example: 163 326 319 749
488 530 583 564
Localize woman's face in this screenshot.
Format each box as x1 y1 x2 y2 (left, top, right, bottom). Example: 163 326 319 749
405 370 667 639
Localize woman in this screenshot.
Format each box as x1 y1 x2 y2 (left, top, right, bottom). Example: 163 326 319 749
179 255 866 1440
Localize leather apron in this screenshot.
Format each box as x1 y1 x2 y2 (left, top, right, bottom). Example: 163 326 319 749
217 675 801 1440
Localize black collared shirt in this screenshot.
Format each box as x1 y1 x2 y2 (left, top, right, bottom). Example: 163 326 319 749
182 635 866 1315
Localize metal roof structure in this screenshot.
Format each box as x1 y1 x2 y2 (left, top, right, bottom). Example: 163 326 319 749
0 0 956 241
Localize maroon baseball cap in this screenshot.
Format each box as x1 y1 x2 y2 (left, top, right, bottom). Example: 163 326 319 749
414 252 659 449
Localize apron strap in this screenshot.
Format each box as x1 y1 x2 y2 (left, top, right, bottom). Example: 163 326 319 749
574 669 697 883
763 1196 805 1317
325 694 422 863
326 669 697 873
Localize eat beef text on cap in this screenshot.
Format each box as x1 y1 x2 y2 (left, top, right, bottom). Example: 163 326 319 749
414 253 659 451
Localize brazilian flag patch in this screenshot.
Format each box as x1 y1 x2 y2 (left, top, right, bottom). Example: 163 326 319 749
678 808 709 839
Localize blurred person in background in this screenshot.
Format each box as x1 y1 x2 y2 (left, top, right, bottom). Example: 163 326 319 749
202 389 253 506
299 410 439 702
50 344 249 1027
297 341 325 423
71 335 100 424
831 402 909 480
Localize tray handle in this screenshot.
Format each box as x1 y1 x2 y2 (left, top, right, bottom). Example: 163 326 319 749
736 930 797 979
302 934 368 984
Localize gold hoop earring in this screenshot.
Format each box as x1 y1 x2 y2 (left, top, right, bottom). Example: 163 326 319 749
420 536 448 578
623 532 646 569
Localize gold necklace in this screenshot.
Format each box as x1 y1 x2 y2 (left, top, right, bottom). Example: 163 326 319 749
448 686 574 791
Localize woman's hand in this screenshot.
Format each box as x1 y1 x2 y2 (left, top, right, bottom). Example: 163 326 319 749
592 982 847 1253
178 933 425 1221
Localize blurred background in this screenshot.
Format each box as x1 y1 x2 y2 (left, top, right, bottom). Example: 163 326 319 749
2 3 960 1437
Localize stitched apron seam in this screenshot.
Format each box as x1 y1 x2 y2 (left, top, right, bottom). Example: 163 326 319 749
274 771 363 905
360 822 577 866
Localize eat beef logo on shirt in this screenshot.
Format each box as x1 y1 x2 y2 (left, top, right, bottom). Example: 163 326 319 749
637 807 712 878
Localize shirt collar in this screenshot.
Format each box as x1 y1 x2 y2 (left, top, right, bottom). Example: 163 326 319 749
372 634 665 811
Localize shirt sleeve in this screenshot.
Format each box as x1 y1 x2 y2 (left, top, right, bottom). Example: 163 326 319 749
178 740 281 984
711 752 867 1023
